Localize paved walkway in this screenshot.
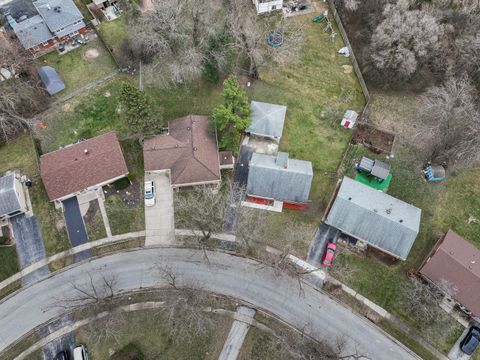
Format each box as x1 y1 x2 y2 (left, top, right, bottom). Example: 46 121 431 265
219 306 256 360
144 172 174 246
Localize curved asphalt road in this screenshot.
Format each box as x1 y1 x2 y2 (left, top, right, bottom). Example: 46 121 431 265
0 248 418 359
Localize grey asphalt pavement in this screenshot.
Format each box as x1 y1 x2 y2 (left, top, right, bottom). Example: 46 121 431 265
307 222 340 268
62 197 91 262
0 248 419 359
39 316 75 360
224 146 253 234
10 215 49 285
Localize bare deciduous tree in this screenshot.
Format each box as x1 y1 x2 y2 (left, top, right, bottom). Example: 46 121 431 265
125 0 222 86
52 272 119 311
417 75 480 167
400 278 442 325
0 36 49 141
227 0 305 78
369 0 443 82
343 0 360 12
154 266 215 342
174 181 246 246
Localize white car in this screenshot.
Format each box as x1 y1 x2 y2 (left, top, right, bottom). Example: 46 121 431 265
144 181 155 207
73 345 88 360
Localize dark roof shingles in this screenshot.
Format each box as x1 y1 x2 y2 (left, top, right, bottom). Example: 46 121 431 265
40 132 129 200
143 115 220 185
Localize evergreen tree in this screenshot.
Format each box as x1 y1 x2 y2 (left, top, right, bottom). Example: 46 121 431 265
120 82 157 135
210 76 251 153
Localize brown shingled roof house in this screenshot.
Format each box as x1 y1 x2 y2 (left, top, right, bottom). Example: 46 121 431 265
419 230 480 317
40 132 129 202
144 115 232 187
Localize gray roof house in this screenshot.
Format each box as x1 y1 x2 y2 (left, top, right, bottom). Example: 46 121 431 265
5 0 85 50
247 152 313 203
6 15 54 49
325 177 421 260
0 174 27 221
33 0 85 38
247 101 287 140
38 66 65 95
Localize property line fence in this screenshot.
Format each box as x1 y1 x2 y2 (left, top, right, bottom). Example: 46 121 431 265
326 0 370 103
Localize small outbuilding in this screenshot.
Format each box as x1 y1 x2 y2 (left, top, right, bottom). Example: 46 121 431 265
341 110 358 129
246 101 287 141
37 66 65 95
325 177 421 260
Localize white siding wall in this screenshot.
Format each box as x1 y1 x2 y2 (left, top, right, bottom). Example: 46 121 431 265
254 0 283 14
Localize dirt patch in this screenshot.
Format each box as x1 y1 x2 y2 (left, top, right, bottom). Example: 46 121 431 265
366 246 401 266
84 48 100 60
103 180 141 208
62 103 72 112
351 123 395 155
342 65 353 74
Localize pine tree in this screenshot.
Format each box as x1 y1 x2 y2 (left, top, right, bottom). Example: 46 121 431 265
120 82 158 135
210 76 251 153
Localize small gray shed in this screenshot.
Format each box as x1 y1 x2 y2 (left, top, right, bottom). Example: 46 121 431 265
247 152 313 203
326 177 421 260
247 101 287 140
37 66 65 95
0 174 23 220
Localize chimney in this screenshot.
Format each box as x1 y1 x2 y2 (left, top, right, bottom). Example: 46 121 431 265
276 152 289 168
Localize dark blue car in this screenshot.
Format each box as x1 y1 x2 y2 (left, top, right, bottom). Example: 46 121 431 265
460 326 480 355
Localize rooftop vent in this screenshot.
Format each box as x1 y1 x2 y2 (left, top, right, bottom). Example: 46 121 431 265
54 6 61 12
84 149 89 154
276 152 289 168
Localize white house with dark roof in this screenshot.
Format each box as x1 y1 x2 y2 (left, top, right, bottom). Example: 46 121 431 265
5 0 86 52
325 176 421 260
0 173 28 221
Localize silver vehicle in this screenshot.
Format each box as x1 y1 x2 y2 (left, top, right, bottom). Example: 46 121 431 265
144 181 155 207
73 345 88 360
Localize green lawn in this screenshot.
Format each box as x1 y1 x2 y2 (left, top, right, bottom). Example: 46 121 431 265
36 38 117 96
250 13 365 223
75 308 231 359
0 247 19 283
97 17 128 51
105 140 145 235
0 135 70 277
331 90 479 352
41 76 223 152
84 202 108 241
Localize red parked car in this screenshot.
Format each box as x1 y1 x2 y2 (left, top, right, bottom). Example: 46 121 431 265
322 243 337 267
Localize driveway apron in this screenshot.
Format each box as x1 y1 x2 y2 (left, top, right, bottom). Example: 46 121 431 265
11 214 49 285
62 197 91 262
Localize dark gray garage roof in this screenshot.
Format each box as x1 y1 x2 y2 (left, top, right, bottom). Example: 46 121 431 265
326 177 421 260
247 101 287 139
38 66 65 95
247 152 313 203
0 174 21 217
6 14 54 49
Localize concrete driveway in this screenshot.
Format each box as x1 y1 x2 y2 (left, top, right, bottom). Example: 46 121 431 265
10 215 49 285
144 172 174 246
448 326 475 360
62 197 91 262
